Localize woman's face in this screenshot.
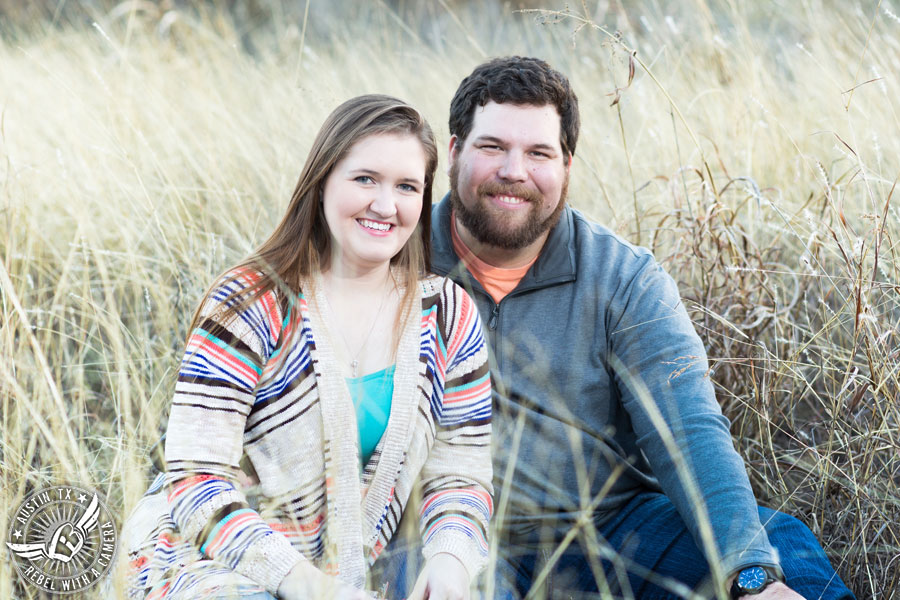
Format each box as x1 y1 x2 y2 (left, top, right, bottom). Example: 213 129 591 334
322 132 426 274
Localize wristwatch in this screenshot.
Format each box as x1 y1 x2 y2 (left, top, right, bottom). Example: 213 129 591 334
730 565 784 597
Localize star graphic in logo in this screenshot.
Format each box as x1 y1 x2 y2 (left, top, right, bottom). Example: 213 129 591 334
13 530 22 540
77 493 87 503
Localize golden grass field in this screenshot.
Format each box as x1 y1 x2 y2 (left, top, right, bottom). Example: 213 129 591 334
1 0 898 597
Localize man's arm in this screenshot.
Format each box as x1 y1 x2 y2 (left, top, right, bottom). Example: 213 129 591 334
606 254 779 578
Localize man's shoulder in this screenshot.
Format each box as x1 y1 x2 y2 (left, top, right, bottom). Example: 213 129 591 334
566 206 656 271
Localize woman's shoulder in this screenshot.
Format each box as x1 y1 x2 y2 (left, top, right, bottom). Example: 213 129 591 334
199 268 284 335
418 273 447 297
203 267 272 305
418 274 481 335
418 274 473 308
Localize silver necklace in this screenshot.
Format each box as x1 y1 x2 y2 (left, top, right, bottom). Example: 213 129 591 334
323 277 393 377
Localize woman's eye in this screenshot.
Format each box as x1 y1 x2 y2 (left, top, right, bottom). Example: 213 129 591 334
398 183 419 193
354 175 374 184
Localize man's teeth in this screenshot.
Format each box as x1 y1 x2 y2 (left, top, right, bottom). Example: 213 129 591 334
495 195 525 204
359 219 391 231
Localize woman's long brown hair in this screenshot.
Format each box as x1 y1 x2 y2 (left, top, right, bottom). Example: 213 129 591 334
187 94 438 338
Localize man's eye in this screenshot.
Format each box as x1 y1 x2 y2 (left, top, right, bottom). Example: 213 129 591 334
479 145 502 151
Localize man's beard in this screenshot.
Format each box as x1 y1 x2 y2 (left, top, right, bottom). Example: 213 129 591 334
449 161 567 251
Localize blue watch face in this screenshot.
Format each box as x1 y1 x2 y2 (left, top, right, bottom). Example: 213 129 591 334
737 566 768 592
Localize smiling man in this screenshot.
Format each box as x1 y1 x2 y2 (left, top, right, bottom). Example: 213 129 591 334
449 101 568 261
428 56 854 600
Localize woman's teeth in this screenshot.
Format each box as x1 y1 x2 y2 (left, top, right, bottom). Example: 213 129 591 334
359 219 391 231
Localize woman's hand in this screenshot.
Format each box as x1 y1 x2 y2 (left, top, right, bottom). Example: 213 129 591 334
277 560 375 600
407 552 471 600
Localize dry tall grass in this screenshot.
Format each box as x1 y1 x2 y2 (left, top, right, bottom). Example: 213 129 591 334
1 1 898 598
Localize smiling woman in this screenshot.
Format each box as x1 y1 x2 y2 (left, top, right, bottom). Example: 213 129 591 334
119 95 494 600
319 133 429 379
322 133 427 272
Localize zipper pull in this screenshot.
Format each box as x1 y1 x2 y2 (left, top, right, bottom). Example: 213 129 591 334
488 304 500 330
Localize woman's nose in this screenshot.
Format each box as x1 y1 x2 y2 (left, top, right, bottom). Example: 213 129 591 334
369 186 397 218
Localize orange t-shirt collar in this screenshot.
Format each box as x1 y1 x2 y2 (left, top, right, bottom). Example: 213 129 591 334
450 213 537 304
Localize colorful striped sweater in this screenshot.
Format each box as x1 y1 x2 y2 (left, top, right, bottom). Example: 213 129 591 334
127 271 493 597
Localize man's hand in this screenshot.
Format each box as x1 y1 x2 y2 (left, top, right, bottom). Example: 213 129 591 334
277 560 375 600
407 552 471 600
737 581 805 599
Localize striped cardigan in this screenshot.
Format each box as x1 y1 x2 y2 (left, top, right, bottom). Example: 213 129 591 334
126 271 493 598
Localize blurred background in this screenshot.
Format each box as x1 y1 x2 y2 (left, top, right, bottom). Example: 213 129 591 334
1 0 898 597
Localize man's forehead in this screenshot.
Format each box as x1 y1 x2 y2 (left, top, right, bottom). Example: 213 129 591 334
471 100 561 121
468 101 562 145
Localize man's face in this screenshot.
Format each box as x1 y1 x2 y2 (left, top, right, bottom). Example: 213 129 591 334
449 101 570 251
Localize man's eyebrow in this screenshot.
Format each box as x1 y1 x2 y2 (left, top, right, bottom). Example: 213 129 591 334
472 135 505 145
472 135 558 153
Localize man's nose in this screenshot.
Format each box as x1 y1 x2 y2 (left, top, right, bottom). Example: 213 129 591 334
497 151 527 182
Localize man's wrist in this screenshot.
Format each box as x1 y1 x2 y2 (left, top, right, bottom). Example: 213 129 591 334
729 565 784 598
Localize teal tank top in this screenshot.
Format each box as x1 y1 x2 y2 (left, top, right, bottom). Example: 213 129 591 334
345 365 395 465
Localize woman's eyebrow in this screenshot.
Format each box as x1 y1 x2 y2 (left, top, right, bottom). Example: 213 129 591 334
350 168 423 185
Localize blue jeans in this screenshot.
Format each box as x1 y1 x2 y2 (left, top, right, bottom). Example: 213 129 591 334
374 493 855 599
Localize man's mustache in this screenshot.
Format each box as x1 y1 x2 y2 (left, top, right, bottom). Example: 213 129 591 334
476 181 542 204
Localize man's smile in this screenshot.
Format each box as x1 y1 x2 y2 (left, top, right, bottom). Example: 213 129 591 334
490 194 528 206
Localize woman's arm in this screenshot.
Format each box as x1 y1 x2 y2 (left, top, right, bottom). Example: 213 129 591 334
164 275 306 594
411 282 494 599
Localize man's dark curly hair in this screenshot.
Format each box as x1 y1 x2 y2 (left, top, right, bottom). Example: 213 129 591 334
449 56 580 160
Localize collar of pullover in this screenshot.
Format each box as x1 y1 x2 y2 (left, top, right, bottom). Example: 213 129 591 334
430 193 577 293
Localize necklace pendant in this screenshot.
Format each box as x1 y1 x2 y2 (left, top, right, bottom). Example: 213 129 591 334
350 359 359 377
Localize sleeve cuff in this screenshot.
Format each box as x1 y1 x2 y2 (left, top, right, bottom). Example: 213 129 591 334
720 548 782 580
422 530 489 580
237 531 306 594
